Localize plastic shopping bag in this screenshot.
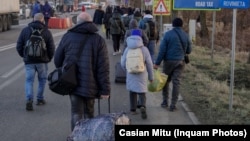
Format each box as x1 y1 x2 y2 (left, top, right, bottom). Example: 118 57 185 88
102 24 106 33
148 69 168 92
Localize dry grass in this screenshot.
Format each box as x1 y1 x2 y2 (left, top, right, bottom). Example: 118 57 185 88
180 46 250 124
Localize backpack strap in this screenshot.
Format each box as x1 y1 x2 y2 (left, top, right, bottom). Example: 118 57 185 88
30 27 44 34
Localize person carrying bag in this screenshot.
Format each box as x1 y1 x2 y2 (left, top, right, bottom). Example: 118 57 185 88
47 35 89 96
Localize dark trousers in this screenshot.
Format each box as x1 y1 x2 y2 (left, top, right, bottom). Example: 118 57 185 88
112 34 121 52
69 95 95 131
130 91 146 111
44 18 50 28
106 28 110 39
162 61 185 107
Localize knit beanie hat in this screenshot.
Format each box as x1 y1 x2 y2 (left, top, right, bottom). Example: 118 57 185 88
172 18 183 27
144 10 151 14
131 29 142 37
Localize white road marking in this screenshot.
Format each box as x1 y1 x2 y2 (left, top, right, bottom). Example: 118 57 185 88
1 63 24 78
0 31 66 53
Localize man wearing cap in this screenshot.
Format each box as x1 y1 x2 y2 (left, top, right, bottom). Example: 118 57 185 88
154 17 192 112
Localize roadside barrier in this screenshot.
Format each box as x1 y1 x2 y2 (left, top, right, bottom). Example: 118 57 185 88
48 17 73 29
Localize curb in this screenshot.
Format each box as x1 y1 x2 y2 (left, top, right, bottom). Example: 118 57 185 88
179 95 201 125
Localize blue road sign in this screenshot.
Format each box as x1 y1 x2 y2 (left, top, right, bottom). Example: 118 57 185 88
173 0 221 10
219 0 250 8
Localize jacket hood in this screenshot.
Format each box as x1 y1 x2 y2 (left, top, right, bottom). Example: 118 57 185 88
28 21 46 30
69 21 98 34
129 19 138 29
143 14 153 19
126 35 143 49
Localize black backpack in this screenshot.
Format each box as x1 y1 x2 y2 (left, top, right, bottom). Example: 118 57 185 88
24 27 48 61
123 16 130 28
146 20 157 40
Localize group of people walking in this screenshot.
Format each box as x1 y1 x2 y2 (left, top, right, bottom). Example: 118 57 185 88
15 3 192 135
31 0 53 27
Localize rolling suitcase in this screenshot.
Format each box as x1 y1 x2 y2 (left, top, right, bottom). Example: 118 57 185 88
114 62 126 83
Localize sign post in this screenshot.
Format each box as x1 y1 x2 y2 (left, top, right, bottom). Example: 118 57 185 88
173 0 249 111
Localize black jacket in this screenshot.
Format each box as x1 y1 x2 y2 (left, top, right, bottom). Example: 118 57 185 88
54 22 110 98
16 21 55 64
93 9 105 25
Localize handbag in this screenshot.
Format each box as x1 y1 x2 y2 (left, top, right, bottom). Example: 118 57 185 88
174 29 190 64
47 35 89 96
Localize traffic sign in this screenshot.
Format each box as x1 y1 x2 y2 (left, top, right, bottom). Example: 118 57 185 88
173 0 221 10
153 0 171 15
219 0 249 8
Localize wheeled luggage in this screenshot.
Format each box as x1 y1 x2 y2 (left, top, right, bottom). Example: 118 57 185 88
114 62 126 83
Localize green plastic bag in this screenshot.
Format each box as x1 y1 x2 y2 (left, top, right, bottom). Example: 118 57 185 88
148 69 168 92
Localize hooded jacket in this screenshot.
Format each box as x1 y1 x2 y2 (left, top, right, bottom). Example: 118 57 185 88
124 19 148 48
121 35 154 93
93 8 105 25
53 22 110 98
109 12 125 35
16 21 55 64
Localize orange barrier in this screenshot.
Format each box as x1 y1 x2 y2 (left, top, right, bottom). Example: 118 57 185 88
48 17 73 29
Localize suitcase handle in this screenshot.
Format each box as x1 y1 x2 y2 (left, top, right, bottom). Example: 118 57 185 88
98 97 110 115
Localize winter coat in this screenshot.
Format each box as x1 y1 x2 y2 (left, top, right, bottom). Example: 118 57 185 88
138 14 153 30
155 27 192 65
121 35 154 93
93 9 105 25
32 2 41 17
42 2 52 18
123 19 148 50
54 22 110 98
16 21 55 64
103 12 112 29
109 12 125 35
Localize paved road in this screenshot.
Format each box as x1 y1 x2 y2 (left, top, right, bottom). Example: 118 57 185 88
0 11 199 141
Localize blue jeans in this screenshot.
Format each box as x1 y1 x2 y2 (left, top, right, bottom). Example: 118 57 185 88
147 40 156 63
25 63 48 101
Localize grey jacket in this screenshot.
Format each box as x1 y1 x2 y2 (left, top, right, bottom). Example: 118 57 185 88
121 35 154 93
124 19 149 48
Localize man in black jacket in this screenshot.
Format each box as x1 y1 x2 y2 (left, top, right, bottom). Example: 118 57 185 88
54 12 110 131
93 5 105 33
16 13 55 111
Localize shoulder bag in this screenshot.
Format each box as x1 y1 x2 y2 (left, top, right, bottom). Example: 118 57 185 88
173 29 190 64
47 35 89 96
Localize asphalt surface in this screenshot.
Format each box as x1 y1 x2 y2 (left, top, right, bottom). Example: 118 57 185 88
0 10 200 141
97 25 200 125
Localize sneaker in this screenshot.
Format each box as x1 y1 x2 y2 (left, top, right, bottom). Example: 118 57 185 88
140 107 147 119
36 99 46 105
161 100 168 107
130 109 138 115
137 105 142 109
130 111 138 115
113 52 117 56
169 106 177 112
26 100 33 111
